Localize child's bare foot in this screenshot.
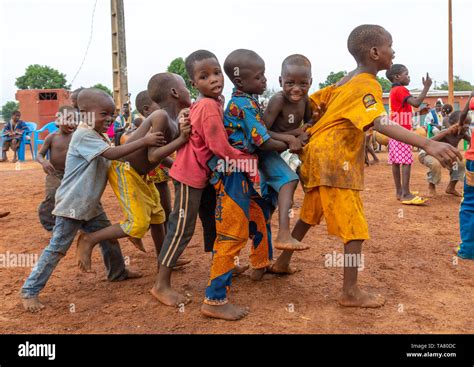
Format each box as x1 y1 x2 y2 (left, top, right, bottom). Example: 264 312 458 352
445 188 462 197
250 267 266 281
0 211 10 218
150 285 191 307
233 264 249 277
201 302 249 321
22 296 45 313
127 237 147 252
76 233 95 272
267 256 299 275
339 287 385 308
274 236 309 251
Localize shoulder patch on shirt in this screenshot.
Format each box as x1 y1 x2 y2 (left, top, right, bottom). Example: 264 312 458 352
363 94 376 108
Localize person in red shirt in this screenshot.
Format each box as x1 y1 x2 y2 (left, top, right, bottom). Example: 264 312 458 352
386 64 432 205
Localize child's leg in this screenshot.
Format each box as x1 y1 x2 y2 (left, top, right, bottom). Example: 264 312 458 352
400 164 416 201
84 212 141 281
339 240 385 307
151 181 203 307
199 184 217 253
457 160 474 259
38 173 62 232
419 153 441 196
156 181 172 234
391 163 402 199
446 159 465 197
12 139 19 162
201 174 251 321
21 216 82 312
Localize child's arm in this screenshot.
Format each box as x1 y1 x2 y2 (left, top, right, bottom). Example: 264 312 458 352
430 124 459 142
260 138 290 153
147 112 190 164
102 131 166 160
373 116 462 168
459 91 474 126
406 73 432 108
36 134 56 174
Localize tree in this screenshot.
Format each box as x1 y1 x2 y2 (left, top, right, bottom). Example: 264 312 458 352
319 71 347 89
376 76 392 93
262 87 278 100
91 83 113 96
15 64 70 90
435 76 473 91
167 57 198 99
1 101 20 122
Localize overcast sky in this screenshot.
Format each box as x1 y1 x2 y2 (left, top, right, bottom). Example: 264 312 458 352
1 0 473 107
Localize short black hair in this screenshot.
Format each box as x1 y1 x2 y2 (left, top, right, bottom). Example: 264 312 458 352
135 90 153 116
448 111 461 125
185 50 218 81
133 116 144 127
442 103 453 114
71 87 84 98
147 73 179 104
386 64 407 82
223 49 263 81
281 54 311 76
12 110 21 115
77 88 115 110
347 24 390 62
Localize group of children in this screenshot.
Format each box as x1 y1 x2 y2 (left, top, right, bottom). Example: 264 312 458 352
20 24 469 321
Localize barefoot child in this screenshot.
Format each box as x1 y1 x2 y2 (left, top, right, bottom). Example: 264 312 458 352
151 50 257 308
201 49 299 321
1 111 27 163
134 90 174 234
457 91 474 259
385 63 432 204
20 88 163 312
419 107 471 197
37 105 78 231
273 24 461 308
262 54 315 251
76 74 192 272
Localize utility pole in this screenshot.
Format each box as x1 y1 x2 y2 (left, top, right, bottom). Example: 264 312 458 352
448 0 454 105
111 0 129 111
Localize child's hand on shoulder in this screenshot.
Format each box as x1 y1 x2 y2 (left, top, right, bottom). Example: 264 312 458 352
144 131 167 147
41 161 56 175
178 108 190 126
311 103 326 124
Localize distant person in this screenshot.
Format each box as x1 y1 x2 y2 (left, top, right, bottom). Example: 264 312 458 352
425 99 444 135
441 103 454 128
37 106 78 231
1 111 28 163
419 110 470 197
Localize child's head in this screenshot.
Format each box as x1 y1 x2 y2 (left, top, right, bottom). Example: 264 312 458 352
386 64 409 85
11 110 21 122
448 111 472 127
347 24 394 72
224 49 267 95
147 73 191 110
56 105 78 134
280 54 312 103
442 103 453 116
135 90 160 117
185 50 224 99
77 88 116 133
70 87 85 109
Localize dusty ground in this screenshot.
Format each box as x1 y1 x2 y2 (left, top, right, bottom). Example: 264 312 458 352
0 151 473 334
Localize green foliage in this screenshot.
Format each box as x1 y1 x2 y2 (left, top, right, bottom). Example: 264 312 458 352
319 71 347 89
91 83 113 96
1 101 20 122
376 76 392 93
435 76 473 91
167 57 198 99
15 64 70 90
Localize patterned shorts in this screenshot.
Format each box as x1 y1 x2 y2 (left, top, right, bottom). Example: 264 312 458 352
388 139 414 165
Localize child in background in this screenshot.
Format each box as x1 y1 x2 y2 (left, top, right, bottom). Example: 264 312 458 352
1 111 28 163
37 105 78 231
386 64 431 204
21 88 163 312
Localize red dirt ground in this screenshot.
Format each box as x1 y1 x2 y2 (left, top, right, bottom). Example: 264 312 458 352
0 151 473 334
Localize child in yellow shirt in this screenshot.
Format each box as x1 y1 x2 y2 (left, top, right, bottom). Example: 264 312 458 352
271 24 462 308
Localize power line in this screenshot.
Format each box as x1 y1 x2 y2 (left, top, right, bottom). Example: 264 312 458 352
70 0 98 86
